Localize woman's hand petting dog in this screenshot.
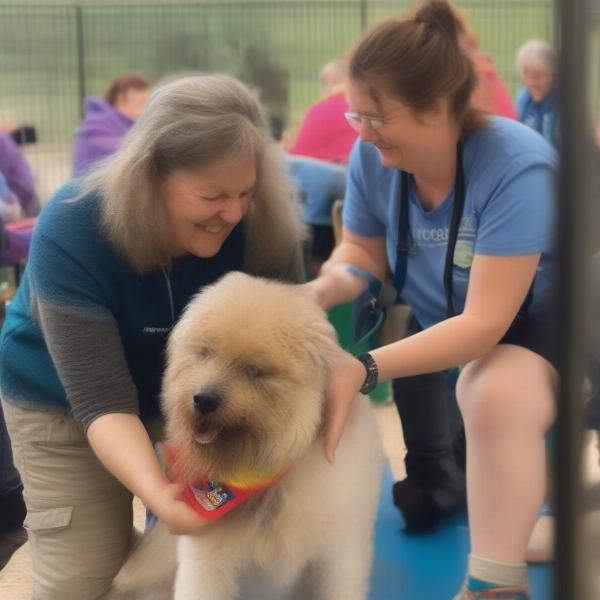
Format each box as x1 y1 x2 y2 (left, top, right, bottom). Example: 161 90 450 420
297 280 373 464
298 263 368 311
151 481 209 535
322 348 368 464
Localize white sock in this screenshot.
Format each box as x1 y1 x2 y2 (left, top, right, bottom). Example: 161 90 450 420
468 554 528 588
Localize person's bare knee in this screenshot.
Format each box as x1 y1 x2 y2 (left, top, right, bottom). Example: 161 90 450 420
457 345 555 441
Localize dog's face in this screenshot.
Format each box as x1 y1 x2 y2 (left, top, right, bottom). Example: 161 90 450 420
162 272 338 483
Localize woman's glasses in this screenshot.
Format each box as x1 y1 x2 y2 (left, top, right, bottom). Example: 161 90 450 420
344 111 384 132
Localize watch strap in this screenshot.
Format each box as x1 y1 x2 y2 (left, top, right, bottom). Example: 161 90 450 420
356 352 379 395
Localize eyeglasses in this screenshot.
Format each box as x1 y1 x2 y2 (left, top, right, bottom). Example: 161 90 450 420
344 111 385 132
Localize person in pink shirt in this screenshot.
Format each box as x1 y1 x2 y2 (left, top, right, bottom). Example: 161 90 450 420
287 59 358 164
464 30 517 120
475 53 518 119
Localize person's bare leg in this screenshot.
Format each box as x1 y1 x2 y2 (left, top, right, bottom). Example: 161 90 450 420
455 345 555 595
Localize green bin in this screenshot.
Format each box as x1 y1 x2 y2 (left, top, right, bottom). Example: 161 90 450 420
327 301 392 405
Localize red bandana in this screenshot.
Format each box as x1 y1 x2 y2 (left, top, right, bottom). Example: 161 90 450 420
163 444 289 521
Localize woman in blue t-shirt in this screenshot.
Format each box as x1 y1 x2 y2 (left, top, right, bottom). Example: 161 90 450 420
305 3 557 599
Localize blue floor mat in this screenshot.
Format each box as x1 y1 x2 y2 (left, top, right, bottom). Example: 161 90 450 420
369 466 552 600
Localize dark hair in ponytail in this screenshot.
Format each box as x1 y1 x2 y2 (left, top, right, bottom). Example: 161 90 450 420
349 0 487 138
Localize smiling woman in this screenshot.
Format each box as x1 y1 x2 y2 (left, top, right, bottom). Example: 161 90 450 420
0 73 305 598
161 158 257 258
301 2 558 599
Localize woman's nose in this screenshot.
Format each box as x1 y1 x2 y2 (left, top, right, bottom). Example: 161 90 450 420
219 196 246 222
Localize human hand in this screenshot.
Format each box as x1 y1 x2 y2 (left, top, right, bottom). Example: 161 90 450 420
298 279 329 310
299 264 368 311
322 349 367 463
152 481 209 535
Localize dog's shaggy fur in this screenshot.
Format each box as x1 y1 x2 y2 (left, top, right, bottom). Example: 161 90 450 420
113 272 383 600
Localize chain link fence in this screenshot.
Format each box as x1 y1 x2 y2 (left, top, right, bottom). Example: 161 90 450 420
0 0 563 200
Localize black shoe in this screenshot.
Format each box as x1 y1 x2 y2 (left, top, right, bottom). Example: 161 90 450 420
0 526 27 571
392 453 466 533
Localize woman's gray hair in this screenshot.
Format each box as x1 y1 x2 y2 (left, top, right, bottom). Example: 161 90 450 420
516 40 556 77
76 74 295 273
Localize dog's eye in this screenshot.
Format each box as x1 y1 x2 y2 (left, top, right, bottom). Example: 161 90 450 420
197 347 213 359
244 364 269 379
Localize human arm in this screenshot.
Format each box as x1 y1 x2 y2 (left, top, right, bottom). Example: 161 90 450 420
323 252 542 461
87 413 207 534
303 227 388 309
371 253 540 378
27 199 207 532
34 297 209 534
302 140 390 308
322 154 556 459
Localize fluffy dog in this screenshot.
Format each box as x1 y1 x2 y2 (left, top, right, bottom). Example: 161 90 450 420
113 272 383 600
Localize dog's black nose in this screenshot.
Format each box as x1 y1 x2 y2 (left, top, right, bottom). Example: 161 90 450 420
193 391 221 414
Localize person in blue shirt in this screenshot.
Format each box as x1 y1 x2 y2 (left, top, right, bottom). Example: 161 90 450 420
0 74 304 597
285 154 347 276
515 39 559 148
304 3 557 599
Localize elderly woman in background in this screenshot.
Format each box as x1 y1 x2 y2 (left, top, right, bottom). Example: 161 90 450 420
515 39 559 147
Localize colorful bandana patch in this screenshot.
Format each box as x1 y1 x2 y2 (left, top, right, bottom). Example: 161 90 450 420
183 479 269 520
190 481 235 511
162 443 290 521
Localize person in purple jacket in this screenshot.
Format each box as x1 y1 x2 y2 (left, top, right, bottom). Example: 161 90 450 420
0 133 38 570
72 74 150 177
0 131 40 218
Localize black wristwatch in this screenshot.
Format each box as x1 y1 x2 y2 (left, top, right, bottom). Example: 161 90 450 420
356 352 379 395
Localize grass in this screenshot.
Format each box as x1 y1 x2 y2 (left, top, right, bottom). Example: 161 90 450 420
0 2 558 129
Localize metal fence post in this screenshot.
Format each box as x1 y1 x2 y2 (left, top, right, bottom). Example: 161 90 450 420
554 0 594 597
360 0 368 30
75 5 86 119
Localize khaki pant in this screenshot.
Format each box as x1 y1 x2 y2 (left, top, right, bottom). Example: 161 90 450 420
2 400 160 600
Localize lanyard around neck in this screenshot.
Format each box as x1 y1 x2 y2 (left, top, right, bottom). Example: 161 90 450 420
393 142 465 318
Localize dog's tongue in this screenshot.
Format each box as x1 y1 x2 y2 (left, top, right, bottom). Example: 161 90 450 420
194 424 222 445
